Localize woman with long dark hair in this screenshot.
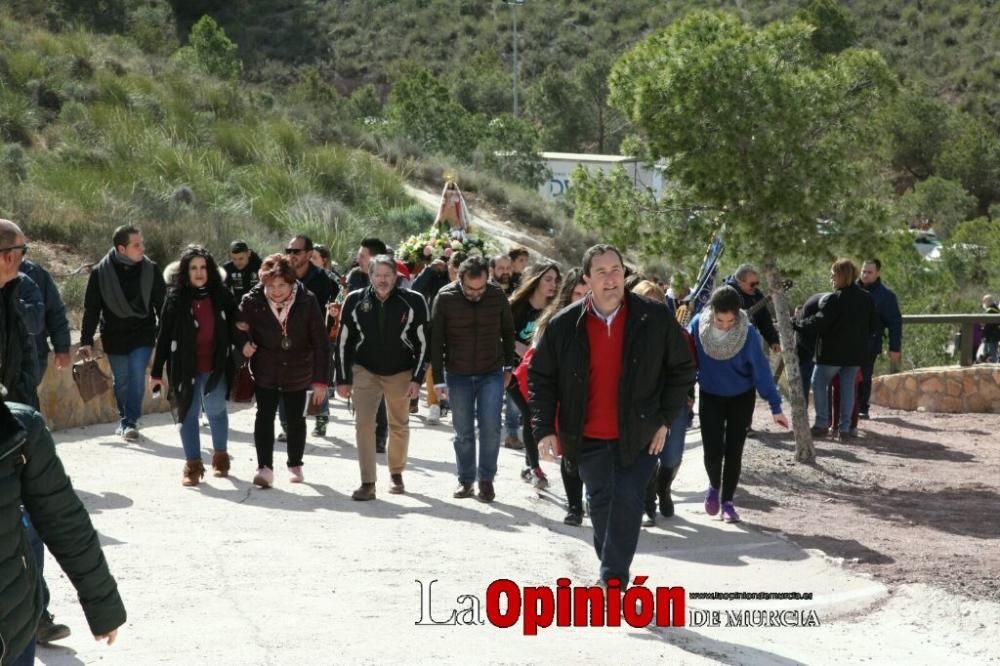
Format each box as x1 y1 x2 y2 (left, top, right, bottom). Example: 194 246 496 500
689 286 789 523
150 245 237 486
513 268 589 524
506 262 561 485
237 254 329 488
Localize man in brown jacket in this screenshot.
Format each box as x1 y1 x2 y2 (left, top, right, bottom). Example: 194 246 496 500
431 256 515 502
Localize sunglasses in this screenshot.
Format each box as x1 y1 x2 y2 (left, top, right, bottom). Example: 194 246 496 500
285 248 306 255
748 281 759 288
0 244 28 255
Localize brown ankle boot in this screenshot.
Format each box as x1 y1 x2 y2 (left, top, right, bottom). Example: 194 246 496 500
182 459 205 487
211 450 231 478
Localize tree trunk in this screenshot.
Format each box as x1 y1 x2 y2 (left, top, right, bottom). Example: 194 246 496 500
763 257 815 463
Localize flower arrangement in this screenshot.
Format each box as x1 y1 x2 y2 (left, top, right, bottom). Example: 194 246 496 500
397 223 488 265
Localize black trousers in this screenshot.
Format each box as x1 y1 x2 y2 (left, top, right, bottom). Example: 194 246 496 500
256 387 307 469
857 351 878 414
561 458 584 512
699 388 756 503
506 378 539 469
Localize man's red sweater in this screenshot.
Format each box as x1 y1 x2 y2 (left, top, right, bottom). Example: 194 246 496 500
583 300 627 440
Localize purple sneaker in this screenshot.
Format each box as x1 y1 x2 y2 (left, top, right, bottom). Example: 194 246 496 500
720 502 740 523
704 486 720 516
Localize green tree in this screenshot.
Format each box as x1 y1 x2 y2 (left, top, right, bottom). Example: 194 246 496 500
608 10 896 461
384 66 475 159
525 66 586 151
882 86 958 186
938 114 1000 216
348 84 383 120
477 113 547 187
897 176 976 239
571 165 716 271
448 52 512 116
795 0 858 54
525 54 628 153
188 15 240 81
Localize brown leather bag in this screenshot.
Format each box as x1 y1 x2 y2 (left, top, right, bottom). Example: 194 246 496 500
231 360 255 403
72 358 111 402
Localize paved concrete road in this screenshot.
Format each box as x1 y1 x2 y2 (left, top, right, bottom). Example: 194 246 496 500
33 400 999 665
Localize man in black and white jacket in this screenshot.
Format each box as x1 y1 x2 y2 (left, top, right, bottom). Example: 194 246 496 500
335 255 429 501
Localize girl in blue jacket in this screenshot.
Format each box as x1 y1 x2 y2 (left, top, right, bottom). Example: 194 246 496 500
689 286 789 523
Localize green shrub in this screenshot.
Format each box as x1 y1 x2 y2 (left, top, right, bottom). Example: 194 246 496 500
188 15 240 81
1 142 28 181
383 204 433 237
127 1 179 56
0 88 39 144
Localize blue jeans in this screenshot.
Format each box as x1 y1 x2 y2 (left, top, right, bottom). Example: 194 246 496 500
577 439 658 584
984 341 998 363
13 513 44 666
446 369 504 483
658 408 689 469
504 392 521 439
812 364 859 432
107 346 153 430
12 638 35 666
179 373 229 459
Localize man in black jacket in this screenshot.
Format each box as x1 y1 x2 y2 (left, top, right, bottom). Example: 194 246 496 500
723 264 781 352
79 225 166 442
0 398 125 665
529 245 695 586
336 256 429 500
222 240 262 303
282 234 340 439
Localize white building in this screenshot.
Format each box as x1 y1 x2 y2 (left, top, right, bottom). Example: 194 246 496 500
539 152 666 200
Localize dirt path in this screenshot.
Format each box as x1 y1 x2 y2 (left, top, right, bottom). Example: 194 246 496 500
739 404 1000 602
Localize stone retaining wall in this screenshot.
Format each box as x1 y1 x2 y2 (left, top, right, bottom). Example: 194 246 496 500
871 364 1000 413
39 340 171 431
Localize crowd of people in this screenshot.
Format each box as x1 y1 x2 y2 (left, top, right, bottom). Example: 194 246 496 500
0 207 925 662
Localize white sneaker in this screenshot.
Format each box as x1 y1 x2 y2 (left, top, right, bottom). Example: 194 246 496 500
426 404 441 425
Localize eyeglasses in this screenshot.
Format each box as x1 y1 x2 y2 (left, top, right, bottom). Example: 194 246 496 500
285 248 306 255
0 244 28 256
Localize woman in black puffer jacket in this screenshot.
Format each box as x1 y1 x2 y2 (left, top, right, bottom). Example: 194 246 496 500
0 399 125 665
237 254 329 488
150 245 238 487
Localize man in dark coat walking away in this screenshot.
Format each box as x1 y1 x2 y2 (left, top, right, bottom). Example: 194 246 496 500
529 244 695 586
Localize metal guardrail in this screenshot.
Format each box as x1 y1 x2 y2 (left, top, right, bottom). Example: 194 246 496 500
902 314 1000 367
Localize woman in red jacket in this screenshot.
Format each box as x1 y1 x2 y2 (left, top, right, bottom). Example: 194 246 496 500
238 254 329 488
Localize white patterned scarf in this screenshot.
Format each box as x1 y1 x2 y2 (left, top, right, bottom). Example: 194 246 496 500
698 307 750 360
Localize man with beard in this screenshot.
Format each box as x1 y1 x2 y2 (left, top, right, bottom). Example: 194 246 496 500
431 257 515 502
490 254 516 296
